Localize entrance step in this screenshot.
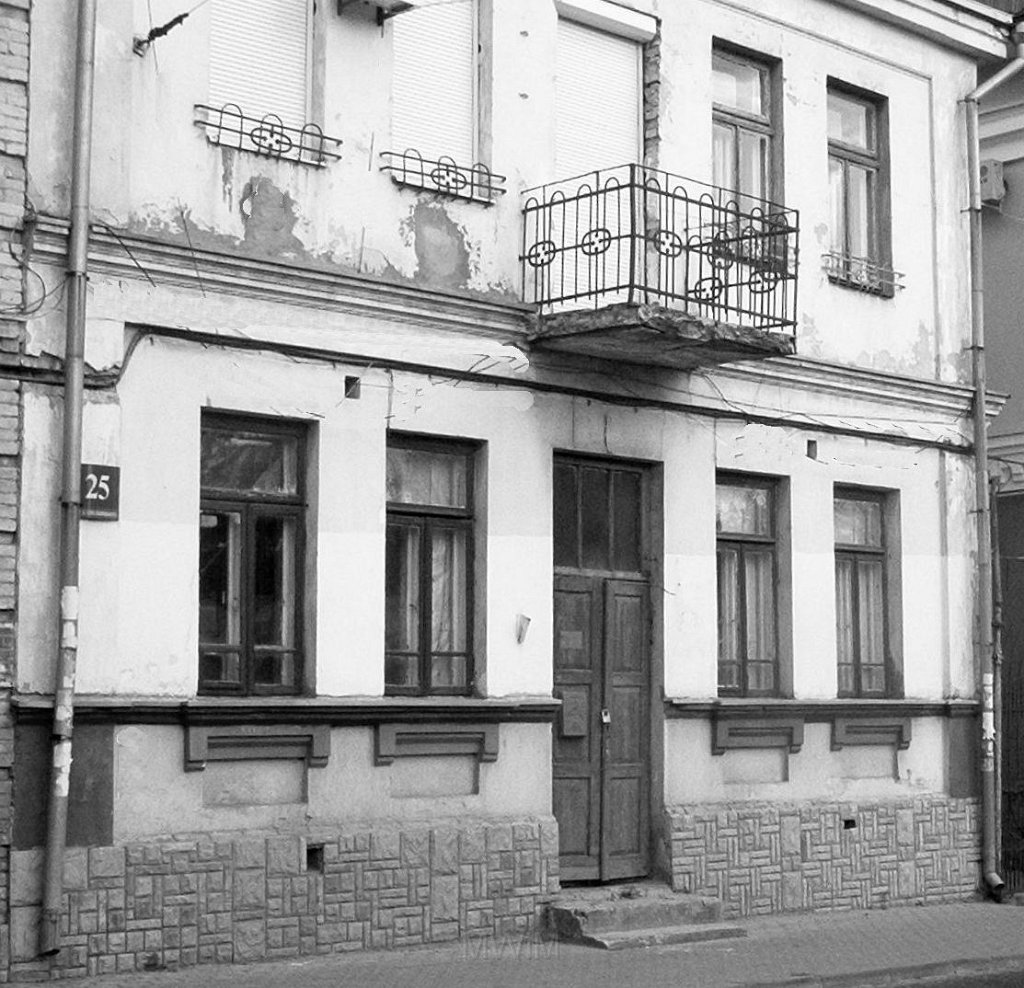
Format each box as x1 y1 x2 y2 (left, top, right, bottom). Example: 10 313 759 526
547 881 746 949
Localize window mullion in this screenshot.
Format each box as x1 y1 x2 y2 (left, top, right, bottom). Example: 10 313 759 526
737 544 748 696
241 503 254 695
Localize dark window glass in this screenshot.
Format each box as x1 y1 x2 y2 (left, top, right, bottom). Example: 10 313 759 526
553 462 578 568
385 438 475 696
827 84 892 294
611 470 642 572
716 476 777 696
581 467 611 570
198 417 305 695
834 490 889 697
712 48 775 207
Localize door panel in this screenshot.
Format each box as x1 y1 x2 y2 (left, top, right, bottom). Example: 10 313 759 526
553 458 650 883
601 579 649 880
553 575 602 880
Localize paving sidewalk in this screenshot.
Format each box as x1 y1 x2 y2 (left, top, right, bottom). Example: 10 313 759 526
43 899 1024 988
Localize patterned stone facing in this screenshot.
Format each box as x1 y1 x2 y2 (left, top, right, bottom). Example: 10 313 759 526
8 818 559 980
666 796 981 919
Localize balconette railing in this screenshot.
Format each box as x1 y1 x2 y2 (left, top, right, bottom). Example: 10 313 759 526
521 164 799 332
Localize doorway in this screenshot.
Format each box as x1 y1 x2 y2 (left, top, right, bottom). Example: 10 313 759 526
552 455 651 882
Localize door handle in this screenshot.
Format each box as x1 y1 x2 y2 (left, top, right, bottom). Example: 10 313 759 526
601 708 611 725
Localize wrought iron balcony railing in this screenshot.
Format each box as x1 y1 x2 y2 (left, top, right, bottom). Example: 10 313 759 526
522 164 799 332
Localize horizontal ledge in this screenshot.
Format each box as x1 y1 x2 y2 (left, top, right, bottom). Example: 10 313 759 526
12 694 561 726
664 698 978 720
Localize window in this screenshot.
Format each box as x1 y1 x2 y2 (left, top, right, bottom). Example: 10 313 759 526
391 0 480 165
208 0 312 126
198 416 306 695
385 437 477 695
555 17 641 177
712 47 776 206
716 476 778 696
826 83 895 294
834 489 899 697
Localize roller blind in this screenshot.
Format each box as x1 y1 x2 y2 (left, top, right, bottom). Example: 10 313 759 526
556 18 641 178
392 1 477 164
208 0 310 127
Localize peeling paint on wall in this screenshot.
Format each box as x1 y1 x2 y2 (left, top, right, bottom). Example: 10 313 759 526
238 177 304 258
406 201 472 292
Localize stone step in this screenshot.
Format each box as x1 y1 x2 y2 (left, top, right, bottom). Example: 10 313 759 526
547 881 727 940
575 922 747 951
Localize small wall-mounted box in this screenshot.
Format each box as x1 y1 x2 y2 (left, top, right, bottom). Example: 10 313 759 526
981 158 1006 204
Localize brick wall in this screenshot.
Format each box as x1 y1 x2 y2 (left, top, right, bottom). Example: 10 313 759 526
0 0 28 980
9 818 560 980
666 796 981 918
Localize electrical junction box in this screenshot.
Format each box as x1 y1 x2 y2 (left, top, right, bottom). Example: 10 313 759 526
981 158 1006 204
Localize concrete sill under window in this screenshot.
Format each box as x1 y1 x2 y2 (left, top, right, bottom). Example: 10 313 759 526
665 697 978 757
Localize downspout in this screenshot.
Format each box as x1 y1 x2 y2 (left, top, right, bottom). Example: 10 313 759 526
964 26 1024 901
40 0 97 956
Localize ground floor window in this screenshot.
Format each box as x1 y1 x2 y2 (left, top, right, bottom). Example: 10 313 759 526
385 435 477 695
198 414 306 695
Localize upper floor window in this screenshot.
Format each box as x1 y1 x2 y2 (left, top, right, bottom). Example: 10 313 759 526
716 476 778 696
555 17 642 177
826 84 897 296
712 47 776 206
391 0 479 165
199 415 307 696
385 437 477 696
208 0 311 126
834 488 901 698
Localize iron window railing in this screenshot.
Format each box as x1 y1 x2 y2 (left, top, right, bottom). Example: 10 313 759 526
379 149 507 204
193 104 343 167
522 163 799 332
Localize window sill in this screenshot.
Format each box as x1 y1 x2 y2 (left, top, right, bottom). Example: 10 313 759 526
12 694 561 726
665 697 977 757
193 104 342 168
379 150 507 204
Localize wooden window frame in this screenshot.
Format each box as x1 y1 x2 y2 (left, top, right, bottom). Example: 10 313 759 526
385 434 478 697
826 80 894 297
712 43 781 205
198 414 307 697
716 473 780 698
833 486 902 699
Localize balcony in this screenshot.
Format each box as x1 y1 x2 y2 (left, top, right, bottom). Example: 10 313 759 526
521 165 799 371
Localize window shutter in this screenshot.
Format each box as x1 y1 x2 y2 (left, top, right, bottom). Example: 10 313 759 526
208 0 310 127
556 18 641 178
392 2 477 164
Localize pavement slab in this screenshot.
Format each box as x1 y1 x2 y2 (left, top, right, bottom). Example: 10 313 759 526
35 900 1024 988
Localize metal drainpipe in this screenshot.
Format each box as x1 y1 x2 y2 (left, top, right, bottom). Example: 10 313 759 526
964 27 1024 901
40 0 98 957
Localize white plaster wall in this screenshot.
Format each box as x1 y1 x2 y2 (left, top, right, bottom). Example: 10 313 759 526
664 718 949 805
27 0 981 374
112 723 551 841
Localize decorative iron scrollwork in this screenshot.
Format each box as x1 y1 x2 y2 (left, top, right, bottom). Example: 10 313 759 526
693 276 726 302
525 240 557 268
380 149 507 204
580 228 612 256
651 228 684 258
520 163 799 330
193 104 342 167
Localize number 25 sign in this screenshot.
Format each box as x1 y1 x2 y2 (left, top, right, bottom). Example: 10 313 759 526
80 464 120 521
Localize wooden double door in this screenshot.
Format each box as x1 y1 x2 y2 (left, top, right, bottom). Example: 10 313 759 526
552 456 651 882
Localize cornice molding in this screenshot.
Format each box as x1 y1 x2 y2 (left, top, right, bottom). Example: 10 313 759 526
30 215 533 343
29 216 993 444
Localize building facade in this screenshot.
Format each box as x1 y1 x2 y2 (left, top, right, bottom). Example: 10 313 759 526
0 0 1012 978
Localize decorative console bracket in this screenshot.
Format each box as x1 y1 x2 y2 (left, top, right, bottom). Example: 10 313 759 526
831 716 911 751
374 722 499 766
185 724 331 772
712 717 804 756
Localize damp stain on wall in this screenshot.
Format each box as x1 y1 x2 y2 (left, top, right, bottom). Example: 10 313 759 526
407 201 472 292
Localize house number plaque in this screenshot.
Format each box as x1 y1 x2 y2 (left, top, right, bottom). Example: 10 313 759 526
80 464 120 520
